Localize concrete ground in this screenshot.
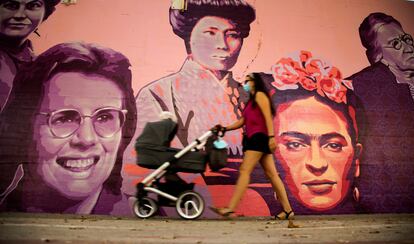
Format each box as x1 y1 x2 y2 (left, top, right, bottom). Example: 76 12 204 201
0 212 413 243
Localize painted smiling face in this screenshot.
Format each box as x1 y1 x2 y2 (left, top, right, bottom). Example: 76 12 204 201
0 0 45 40
189 16 243 71
31 72 125 199
274 97 361 211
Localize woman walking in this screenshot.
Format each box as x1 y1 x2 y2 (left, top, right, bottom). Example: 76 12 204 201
210 73 298 227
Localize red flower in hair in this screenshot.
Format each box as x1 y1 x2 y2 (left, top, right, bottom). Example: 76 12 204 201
271 51 353 104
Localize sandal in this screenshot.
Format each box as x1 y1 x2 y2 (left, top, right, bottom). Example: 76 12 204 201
276 210 300 228
209 207 235 218
275 210 294 220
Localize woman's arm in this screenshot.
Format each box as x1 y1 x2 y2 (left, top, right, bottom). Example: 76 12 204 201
255 92 276 151
224 117 245 131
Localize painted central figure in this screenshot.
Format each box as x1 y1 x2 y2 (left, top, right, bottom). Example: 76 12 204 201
133 0 255 158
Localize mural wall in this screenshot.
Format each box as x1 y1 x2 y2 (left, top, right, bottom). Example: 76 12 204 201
1 0 413 217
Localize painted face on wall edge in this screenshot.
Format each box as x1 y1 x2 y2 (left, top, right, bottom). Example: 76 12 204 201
377 22 414 71
0 0 46 40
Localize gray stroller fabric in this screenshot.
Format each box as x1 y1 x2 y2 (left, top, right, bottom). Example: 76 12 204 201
135 119 206 173
135 118 178 148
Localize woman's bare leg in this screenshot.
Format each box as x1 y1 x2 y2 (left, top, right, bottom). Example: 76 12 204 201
260 154 292 214
227 150 263 211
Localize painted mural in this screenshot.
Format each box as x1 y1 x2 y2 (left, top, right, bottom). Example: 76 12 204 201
0 0 413 217
0 42 136 214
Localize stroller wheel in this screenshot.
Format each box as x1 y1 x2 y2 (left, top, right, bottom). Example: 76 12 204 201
133 197 158 218
175 190 204 220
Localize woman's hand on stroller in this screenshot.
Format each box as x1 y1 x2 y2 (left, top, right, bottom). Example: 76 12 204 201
211 124 226 137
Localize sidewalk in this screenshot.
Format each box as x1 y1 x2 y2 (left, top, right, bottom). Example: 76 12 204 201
1 212 413 243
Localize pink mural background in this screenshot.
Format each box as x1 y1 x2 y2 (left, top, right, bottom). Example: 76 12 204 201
32 0 414 94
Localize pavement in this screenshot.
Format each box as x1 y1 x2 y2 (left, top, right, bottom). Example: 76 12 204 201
0 212 413 243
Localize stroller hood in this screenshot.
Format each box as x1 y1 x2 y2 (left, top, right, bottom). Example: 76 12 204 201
135 118 206 173
135 118 178 148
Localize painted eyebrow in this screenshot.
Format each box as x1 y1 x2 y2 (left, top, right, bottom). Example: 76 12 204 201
319 132 347 142
4 0 19 4
280 131 310 143
387 33 407 44
388 37 400 44
280 131 347 143
28 0 43 4
204 27 219 31
204 26 239 32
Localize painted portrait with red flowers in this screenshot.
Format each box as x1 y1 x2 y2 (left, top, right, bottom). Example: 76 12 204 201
267 51 363 213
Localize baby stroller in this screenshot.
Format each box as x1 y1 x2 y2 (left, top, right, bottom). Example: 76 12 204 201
133 116 227 220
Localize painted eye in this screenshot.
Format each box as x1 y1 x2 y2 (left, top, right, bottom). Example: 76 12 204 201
95 113 115 123
27 1 43 10
286 141 305 151
324 142 343 152
203 31 216 36
93 109 122 125
403 35 413 45
226 31 241 39
52 116 73 125
391 40 401 50
3 2 19 10
51 112 80 126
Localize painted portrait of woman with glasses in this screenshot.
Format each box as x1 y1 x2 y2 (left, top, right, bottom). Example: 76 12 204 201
347 12 414 213
0 42 137 214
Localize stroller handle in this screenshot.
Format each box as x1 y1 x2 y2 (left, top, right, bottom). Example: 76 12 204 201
174 130 213 158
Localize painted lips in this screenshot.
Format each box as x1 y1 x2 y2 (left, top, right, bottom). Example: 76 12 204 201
212 55 230 60
303 180 336 195
6 23 29 29
57 156 99 173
